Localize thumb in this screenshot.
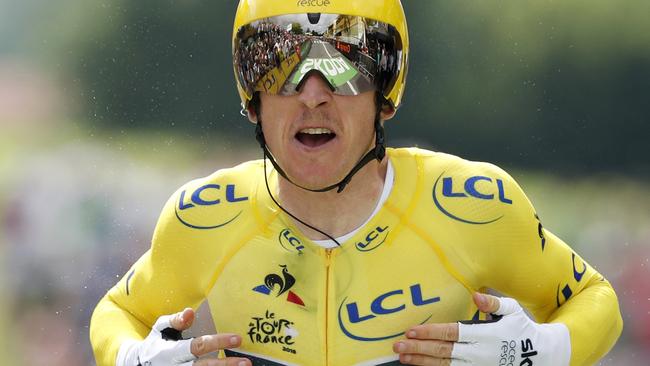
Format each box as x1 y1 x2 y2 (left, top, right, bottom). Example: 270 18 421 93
472 292 501 314
169 308 195 331
473 293 523 316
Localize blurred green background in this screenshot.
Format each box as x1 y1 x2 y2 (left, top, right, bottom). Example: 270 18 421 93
1 0 649 365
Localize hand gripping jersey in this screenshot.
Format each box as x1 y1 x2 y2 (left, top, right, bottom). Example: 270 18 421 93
90 148 622 366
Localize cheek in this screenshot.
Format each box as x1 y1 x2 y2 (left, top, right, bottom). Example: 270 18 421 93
261 119 285 148
336 93 376 126
259 95 281 121
259 96 295 141
346 105 376 139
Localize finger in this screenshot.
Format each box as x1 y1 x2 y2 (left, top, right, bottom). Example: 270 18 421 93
393 340 453 358
399 353 451 366
192 357 251 366
406 323 459 342
170 308 196 331
191 334 242 357
472 292 500 314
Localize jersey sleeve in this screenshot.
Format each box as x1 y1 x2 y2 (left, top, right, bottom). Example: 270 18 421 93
470 164 623 365
90 181 227 366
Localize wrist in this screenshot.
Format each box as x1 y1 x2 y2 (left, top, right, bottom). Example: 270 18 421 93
539 322 571 365
116 339 141 366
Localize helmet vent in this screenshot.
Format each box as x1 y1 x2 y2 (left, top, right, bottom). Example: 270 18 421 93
307 13 321 24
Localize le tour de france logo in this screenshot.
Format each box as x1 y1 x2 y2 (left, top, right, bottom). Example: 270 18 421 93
337 283 441 342
432 172 513 225
249 266 304 355
248 310 300 355
174 183 248 229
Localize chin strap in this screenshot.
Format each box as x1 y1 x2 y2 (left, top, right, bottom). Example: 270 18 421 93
253 95 386 194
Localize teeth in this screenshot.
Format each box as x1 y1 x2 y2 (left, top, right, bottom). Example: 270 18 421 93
300 128 333 135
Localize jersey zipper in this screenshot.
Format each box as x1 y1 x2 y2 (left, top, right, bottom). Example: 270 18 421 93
324 248 333 366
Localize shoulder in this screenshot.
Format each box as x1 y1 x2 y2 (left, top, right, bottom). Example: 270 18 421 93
390 147 515 183
391 148 534 226
159 160 263 231
179 159 264 195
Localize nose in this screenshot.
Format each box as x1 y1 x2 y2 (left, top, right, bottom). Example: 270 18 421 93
297 72 333 109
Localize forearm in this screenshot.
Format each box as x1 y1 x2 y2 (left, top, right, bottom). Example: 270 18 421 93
90 294 150 366
547 277 623 366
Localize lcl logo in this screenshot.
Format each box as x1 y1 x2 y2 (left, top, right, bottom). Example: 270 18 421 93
338 284 440 341
175 184 248 229
355 226 389 252
433 173 513 225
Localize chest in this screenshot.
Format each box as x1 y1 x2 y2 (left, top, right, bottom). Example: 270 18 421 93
207 223 476 365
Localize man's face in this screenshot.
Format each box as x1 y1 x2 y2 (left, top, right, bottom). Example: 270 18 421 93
255 74 380 190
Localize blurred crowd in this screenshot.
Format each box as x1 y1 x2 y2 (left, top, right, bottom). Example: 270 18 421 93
1 140 204 365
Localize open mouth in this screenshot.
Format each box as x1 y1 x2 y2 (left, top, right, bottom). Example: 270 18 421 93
295 128 336 148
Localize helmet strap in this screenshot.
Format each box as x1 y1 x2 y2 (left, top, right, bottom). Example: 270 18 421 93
253 93 386 194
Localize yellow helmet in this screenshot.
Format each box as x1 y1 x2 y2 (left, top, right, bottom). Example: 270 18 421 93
232 0 409 111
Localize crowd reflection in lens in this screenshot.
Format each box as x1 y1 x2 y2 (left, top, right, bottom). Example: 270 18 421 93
235 22 307 93
235 15 403 95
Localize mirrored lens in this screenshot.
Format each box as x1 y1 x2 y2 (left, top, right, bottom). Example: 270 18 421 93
234 13 403 97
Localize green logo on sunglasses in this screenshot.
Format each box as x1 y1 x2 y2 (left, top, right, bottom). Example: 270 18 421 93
292 57 358 87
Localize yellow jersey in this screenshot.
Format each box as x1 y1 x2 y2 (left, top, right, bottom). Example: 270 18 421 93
90 148 622 366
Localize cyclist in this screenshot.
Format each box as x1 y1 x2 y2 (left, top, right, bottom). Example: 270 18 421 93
90 1 622 365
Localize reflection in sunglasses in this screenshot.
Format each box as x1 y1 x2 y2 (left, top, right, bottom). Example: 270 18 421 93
235 14 403 97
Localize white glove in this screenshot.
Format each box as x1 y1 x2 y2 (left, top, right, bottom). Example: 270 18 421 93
452 297 571 366
116 314 197 366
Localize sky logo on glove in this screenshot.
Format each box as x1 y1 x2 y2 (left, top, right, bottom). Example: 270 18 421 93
499 338 538 366
520 338 538 365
